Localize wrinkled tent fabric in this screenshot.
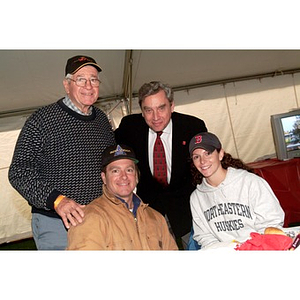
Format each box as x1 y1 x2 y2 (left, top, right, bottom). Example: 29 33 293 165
0 116 32 244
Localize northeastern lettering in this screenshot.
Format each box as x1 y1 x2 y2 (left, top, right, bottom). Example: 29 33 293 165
204 202 253 222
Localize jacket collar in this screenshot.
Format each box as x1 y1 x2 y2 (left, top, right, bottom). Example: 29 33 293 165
102 184 148 209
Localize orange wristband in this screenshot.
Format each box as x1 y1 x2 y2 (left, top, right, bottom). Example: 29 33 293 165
54 195 65 210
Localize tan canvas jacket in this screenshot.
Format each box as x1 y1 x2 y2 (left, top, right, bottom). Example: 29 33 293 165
67 186 178 250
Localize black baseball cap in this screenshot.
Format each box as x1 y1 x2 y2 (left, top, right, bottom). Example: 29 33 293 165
189 132 222 156
102 144 139 169
65 55 102 75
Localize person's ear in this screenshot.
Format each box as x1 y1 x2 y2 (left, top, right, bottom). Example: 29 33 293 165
170 101 175 113
101 172 106 185
63 79 70 94
219 149 225 161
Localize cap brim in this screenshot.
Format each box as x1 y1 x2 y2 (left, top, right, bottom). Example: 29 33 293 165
102 156 139 169
190 145 216 155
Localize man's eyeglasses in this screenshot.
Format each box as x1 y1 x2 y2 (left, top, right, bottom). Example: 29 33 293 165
69 77 101 87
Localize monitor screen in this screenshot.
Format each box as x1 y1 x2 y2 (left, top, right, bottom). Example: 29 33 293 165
281 115 300 152
271 109 300 160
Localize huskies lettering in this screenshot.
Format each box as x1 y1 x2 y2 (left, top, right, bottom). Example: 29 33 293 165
214 219 244 232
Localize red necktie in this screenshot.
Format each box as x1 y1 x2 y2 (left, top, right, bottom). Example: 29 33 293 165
153 131 168 186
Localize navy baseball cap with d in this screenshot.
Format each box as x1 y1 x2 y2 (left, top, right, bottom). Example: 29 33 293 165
65 55 102 75
189 132 222 156
102 144 139 170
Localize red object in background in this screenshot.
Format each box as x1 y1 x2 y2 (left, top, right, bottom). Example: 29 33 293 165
247 158 300 227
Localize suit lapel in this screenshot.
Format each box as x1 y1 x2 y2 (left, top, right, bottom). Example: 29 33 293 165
170 113 189 185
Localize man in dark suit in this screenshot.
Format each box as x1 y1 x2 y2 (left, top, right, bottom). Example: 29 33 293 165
115 81 207 248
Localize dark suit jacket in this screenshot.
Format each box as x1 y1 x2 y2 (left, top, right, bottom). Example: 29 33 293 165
114 112 207 238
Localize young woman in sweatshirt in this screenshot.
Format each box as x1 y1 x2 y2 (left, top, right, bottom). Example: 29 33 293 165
188 132 284 250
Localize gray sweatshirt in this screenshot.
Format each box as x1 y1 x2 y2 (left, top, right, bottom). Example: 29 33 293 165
190 167 285 249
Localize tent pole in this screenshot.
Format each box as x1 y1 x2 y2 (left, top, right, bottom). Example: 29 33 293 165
122 50 133 115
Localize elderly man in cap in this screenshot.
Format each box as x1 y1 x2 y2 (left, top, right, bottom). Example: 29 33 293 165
67 144 178 250
9 55 115 250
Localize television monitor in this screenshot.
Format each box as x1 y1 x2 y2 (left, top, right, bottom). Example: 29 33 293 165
270 109 300 160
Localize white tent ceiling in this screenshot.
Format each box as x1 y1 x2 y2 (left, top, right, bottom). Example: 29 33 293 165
1 49 300 116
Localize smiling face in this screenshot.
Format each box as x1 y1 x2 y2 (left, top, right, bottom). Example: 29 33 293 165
141 89 174 132
101 159 138 205
192 148 226 186
63 65 99 114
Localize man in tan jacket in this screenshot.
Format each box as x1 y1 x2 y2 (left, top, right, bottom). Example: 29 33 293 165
67 144 178 250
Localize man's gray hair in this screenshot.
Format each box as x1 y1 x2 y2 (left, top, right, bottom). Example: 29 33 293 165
65 73 101 82
138 81 174 107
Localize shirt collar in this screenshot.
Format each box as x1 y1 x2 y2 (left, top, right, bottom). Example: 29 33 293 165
63 95 92 116
117 193 141 218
